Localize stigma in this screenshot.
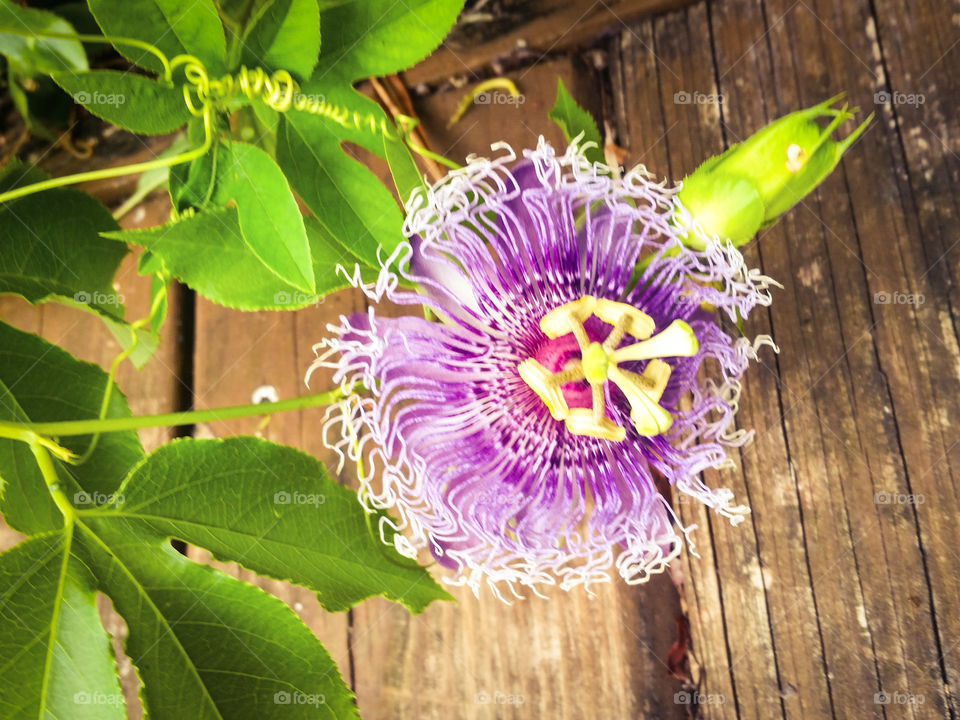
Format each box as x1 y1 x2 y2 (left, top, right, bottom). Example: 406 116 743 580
518 296 699 441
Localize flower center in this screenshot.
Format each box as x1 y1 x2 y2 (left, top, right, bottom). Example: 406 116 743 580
518 296 699 441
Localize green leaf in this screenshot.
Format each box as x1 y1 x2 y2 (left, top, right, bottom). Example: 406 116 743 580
75 519 358 719
110 207 358 309
0 0 88 74
279 110 405 267
168 142 217 212
0 532 126 720
0 378 61 535
0 320 380 718
105 436 453 613
303 215 375 295
241 0 321 81
113 208 297 309
384 132 426 204
52 70 191 135
0 321 144 529
0 160 127 320
548 77 604 166
87 0 226 75
272 1 463 268
316 0 463 80
210 141 315 293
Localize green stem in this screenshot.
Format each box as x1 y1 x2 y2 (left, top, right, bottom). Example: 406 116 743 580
0 109 213 205
0 28 174 81
28 440 76 524
0 389 349 437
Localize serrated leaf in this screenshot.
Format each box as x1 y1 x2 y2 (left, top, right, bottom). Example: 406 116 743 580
548 77 604 166
87 0 226 75
0 0 87 74
0 321 144 531
316 0 463 79
0 160 127 319
52 70 191 135
241 0 321 81
279 110 405 267
211 141 315 293
0 321 368 719
74 520 358 719
273 1 463 269
113 207 293 309
0 532 126 720
102 436 452 613
109 207 357 309
0 378 61 535
303 215 376 294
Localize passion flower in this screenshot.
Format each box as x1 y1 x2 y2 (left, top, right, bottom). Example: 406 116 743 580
312 139 778 595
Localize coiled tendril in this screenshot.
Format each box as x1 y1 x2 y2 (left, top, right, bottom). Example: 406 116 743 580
175 57 395 138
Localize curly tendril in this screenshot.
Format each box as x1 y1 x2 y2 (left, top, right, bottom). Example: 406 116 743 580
172 55 395 138
0 34 399 205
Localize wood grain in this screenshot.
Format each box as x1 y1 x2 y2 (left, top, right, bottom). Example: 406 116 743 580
402 0 696 87
608 1 960 718
3 2 959 718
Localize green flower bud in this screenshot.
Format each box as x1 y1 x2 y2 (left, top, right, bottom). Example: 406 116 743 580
676 95 872 248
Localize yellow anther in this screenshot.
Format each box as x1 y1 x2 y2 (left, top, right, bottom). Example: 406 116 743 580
612 319 698 363
592 298 656 340
640 359 671 398
539 296 598 339
608 365 675 437
565 408 627 441
517 359 569 420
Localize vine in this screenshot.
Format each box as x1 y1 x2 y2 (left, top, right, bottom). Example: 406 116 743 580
0 30 405 207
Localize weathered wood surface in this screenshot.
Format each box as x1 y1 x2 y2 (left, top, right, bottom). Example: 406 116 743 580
403 0 694 87
607 1 959 717
3 0 959 718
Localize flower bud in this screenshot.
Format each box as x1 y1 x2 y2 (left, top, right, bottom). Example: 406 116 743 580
677 95 872 247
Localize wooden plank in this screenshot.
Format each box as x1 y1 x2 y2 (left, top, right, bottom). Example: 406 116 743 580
867 0 960 709
758 0 957 716
605 0 960 717
348 55 685 720
609 10 750 720
403 0 695 87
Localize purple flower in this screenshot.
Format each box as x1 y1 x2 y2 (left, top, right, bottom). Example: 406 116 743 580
312 140 777 595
